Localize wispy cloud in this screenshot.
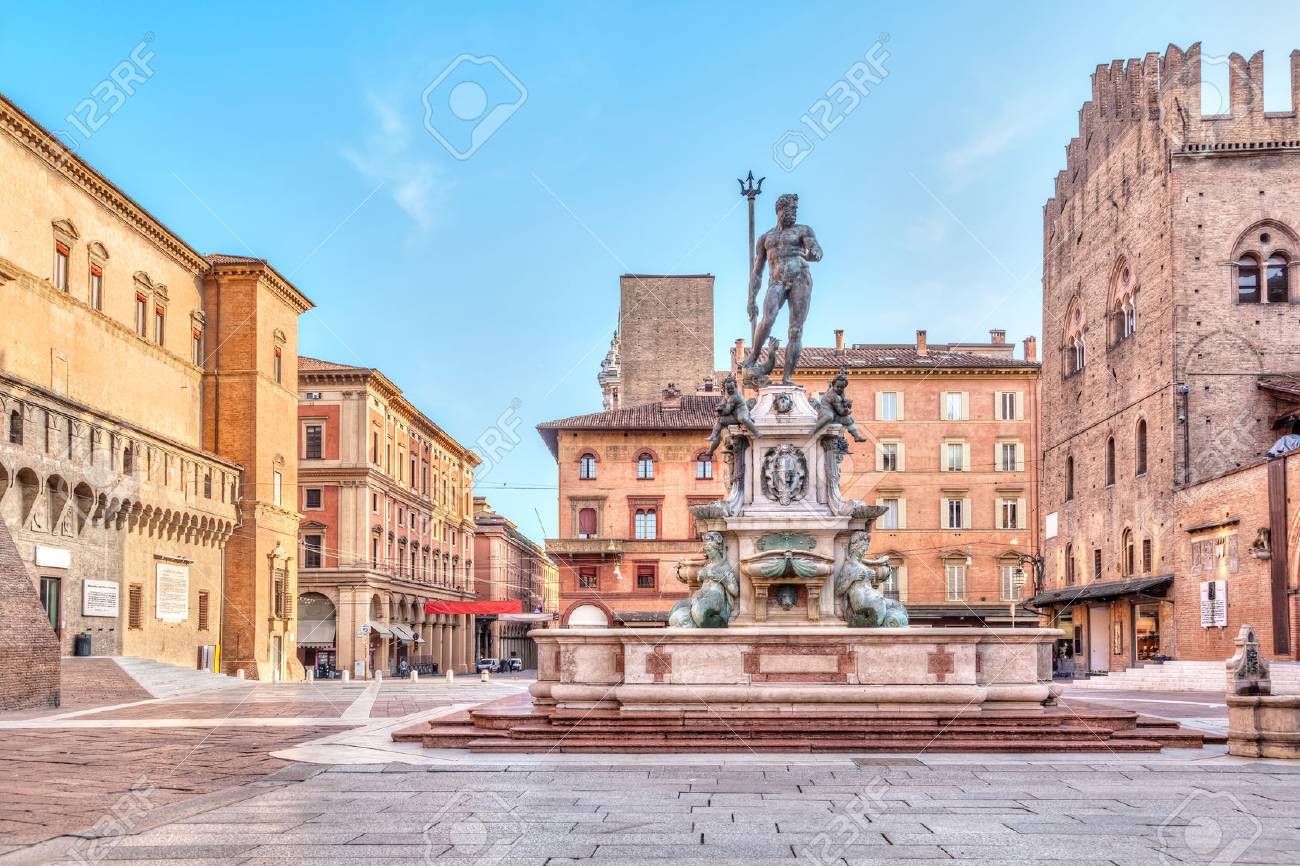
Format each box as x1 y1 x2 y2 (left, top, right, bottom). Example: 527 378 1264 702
343 93 443 233
942 92 1046 182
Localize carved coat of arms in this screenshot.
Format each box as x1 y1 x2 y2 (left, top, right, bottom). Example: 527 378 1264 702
761 443 808 505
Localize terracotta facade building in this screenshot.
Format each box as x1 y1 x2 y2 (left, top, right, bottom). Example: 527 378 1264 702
1035 44 1300 672
296 357 479 677
473 497 558 668
0 92 309 682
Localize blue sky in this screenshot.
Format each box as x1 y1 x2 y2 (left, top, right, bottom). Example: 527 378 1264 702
3 2 1297 541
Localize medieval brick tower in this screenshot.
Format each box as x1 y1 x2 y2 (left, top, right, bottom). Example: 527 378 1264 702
1039 44 1300 669
608 274 715 407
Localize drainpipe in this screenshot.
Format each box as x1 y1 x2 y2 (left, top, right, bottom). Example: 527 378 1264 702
1176 383 1190 485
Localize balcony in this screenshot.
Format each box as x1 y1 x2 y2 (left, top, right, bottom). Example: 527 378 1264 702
546 537 702 556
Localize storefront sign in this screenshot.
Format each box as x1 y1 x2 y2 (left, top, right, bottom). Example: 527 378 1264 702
155 563 190 622
36 545 72 569
1200 579 1227 628
82 579 120 617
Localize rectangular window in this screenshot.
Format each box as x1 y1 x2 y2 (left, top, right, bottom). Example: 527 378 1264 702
371 537 379 567
54 242 70 290
1000 442 1018 472
945 564 966 601
304 487 322 509
696 457 713 479
89 264 103 310
154 305 165 345
304 424 323 459
880 498 899 530
999 392 1017 421
1093 548 1103 582
880 443 898 472
946 443 964 472
128 584 143 629
1000 565 1019 601
192 328 203 366
372 493 379 512
410 457 417 488
634 509 658 540
273 346 283 384
273 470 283 506
945 392 963 420
1000 499 1019 530
372 431 380 464
39 576 60 634
578 568 598 589
1142 538 1153 573
304 534 323 569
197 590 210 631
945 498 964 529
577 507 597 539
135 294 148 337
636 564 656 590
52 242 74 294
203 472 212 498
879 392 898 421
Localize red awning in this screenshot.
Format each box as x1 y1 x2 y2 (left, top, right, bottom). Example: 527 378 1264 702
423 600 520 615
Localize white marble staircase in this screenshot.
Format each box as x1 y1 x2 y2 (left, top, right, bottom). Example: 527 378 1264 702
111 656 254 699
1069 659 1300 693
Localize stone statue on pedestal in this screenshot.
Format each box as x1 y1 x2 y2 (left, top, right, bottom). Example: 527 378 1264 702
741 193 822 384
834 529 908 628
812 369 867 442
704 375 759 458
668 531 739 628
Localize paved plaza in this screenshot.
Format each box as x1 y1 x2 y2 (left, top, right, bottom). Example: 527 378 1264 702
0 661 1295 866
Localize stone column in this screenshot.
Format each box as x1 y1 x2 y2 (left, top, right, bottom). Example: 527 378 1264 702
466 615 478 667
452 614 466 672
441 615 454 673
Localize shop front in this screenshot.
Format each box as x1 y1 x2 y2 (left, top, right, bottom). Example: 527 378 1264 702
297 592 338 677
1026 574 1172 676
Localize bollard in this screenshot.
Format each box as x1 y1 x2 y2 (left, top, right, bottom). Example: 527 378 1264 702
480 670 490 683
409 671 419 683
236 668 245 680
341 670 351 683
305 669 314 683
445 670 455 683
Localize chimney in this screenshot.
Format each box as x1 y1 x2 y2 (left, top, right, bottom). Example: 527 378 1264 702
989 329 1006 344
661 383 682 410
732 338 746 373
915 330 928 357
1023 336 1038 363
834 329 845 352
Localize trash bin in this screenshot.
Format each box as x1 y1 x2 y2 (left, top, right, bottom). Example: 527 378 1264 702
73 632 92 657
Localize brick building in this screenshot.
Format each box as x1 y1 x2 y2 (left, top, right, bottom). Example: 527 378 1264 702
473 497 558 668
295 357 480 677
543 273 1040 626
1034 44 1300 673
0 92 309 681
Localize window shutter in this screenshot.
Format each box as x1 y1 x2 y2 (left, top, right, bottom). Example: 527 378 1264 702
874 442 884 472
1015 391 1025 420
994 442 1003 471
963 498 972 529
898 498 907 529
996 500 1005 530
961 392 970 420
875 392 884 420
940 499 947 527
939 443 948 471
1017 498 1027 529
897 392 905 420
1015 442 1025 472
961 442 971 471
939 392 946 417
896 442 906 472
896 564 908 601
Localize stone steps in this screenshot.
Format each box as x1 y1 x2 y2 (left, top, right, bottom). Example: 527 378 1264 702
439 735 1168 753
110 656 253 699
1069 660 1300 693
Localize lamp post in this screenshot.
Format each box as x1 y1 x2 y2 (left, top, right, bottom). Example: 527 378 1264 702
738 170 764 342
1014 553 1045 628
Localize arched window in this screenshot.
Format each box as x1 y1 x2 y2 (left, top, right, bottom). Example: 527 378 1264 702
8 410 21 445
1237 254 1261 303
1063 297 1086 376
578 453 597 480
1267 253 1289 302
1065 543 1075 586
695 453 713 480
1122 528 1135 577
123 445 134 475
577 507 597 539
1065 455 1074 502
1108 259 1138 344
636 452 654 480
634 508 657 540
1135 419 1148 476
1105 437 1115 486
